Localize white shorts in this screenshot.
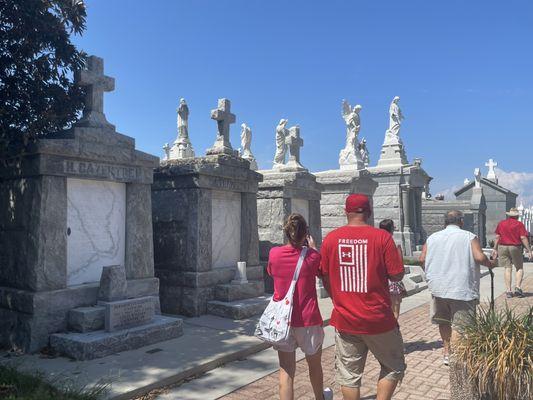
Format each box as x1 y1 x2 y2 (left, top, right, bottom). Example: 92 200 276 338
273 325 324 355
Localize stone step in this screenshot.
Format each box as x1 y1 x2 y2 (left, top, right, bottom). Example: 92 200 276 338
207 296 270 320
214 280 265 302
50 315 184 361
406 273 423 284
68 306 105 333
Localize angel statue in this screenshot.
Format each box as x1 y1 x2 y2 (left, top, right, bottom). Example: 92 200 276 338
358 138 370 167
273 119 289 168
339 100 364 169
386 96 404 138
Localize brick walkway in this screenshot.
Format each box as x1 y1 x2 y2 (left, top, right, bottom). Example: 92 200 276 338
221 275 532 400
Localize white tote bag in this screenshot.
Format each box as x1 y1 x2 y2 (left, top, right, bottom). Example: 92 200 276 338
255 246 308 345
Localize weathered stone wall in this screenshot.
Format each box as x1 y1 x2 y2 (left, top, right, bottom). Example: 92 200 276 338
421 198 486 244
315 169 378 240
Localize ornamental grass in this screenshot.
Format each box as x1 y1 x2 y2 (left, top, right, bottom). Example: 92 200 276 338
453 306 532 400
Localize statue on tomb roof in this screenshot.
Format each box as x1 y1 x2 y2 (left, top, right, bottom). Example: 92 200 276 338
358 138 370 167
387 96 404 139
273 119 289 167
339 100 364 170
240 123 258 170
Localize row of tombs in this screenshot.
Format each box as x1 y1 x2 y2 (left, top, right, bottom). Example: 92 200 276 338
0 56 516 360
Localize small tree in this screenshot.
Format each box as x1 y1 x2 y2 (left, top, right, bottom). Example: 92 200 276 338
0 0 87 164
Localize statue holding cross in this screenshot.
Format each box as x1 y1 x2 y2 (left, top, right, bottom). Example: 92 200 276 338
273 120 306 171
207 98 237 156
74 55 115 129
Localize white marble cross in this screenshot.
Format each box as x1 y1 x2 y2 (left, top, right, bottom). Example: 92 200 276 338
485 158 498 182
207 98 236 155
285 125 305 170
75 55 115 128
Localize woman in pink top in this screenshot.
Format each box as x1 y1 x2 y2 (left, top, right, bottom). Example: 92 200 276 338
267 214 332 400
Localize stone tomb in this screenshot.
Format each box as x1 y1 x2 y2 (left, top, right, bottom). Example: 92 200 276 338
0 56 181 353
367 162 431 255
454 163 517 244
152 98 266 319
257 123 324 294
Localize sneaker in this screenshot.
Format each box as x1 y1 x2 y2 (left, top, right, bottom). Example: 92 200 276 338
323 387 334 400
506 292 514 299
443 355 449 366
514 288 525 298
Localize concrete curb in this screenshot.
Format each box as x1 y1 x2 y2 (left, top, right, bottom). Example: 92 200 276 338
110 316 333 400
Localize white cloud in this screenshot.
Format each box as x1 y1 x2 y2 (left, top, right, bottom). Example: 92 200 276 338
495 168 533 206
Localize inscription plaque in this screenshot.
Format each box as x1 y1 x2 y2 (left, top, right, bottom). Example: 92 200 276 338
101 297 154 332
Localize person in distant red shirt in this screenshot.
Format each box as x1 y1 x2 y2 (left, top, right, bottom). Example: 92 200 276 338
492 207 532 298
268 213 333 400
320 194 406 400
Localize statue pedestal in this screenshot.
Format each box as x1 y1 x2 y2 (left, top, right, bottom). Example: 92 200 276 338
377 132 409 167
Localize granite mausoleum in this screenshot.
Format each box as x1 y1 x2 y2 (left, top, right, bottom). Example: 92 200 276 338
422 169 487 245
0 56 182 354
152 98 267 319
454 160 517 244
257 122 323 293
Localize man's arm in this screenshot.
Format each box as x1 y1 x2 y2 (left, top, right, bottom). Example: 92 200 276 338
389 271 404 282
520 236 532 260
471 237 494 268
492 235 501 258
321 275 332 298
385 237 404 282
419 243 427 271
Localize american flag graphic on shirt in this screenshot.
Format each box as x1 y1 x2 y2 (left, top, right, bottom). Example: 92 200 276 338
338 242 368 293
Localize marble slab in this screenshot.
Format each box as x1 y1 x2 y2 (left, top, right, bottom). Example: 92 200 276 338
291 198 310 223
67 178 126 286
211 190 241 269
101 296 154 332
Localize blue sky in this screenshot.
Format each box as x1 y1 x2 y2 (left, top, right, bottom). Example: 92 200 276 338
74 0 533 199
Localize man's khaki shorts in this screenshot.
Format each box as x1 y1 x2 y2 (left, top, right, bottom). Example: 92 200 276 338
335 328 406 388
430 296 477 330
498 245 524 270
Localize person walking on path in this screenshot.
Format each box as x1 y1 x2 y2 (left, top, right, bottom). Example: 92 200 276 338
420 210 494 366
267 213 333 400
492 207 532 298
379 219 406 319
320 194 406 400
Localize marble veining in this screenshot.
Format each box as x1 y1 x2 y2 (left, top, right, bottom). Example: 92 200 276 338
211 190 241 269
67 178 126 286
291 198 310 224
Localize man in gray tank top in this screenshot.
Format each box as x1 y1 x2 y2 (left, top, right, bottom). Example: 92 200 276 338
419 210 494 366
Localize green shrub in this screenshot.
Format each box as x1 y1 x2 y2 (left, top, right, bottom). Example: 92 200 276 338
0 365 107 400
454 306 532 400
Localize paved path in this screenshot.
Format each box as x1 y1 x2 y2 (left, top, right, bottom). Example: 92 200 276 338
219 274 533 400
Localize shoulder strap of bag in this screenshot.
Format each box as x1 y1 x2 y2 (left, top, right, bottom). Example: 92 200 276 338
291 246 308 283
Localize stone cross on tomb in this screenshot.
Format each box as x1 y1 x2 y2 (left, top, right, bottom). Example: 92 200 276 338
207 98 237 156
485 158 498 183
285 125 306 171
75 55 115 129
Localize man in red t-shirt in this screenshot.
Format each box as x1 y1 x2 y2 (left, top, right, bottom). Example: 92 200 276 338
320 194 405 400
492 207 532 298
